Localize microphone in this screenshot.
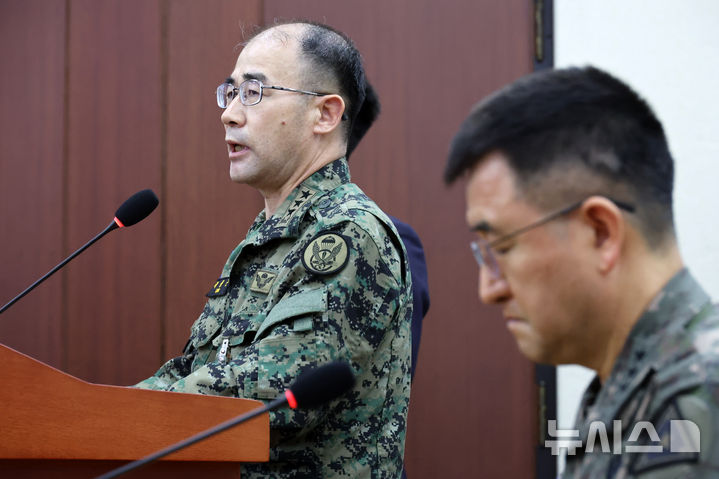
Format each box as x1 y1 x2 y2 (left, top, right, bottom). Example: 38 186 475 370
113 189 160 228
0 189 159 315
285 360 356 409
95 361 355 479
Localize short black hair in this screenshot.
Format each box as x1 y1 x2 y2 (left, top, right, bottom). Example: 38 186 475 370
445 66 676 247
298 23 366 132
247 21 369 142
346 82 380 158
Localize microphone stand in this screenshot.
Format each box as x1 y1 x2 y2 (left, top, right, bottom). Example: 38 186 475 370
0 221 119 315
94 395 287 479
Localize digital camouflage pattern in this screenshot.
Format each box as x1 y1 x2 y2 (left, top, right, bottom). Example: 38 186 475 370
136 158 412 478
563 269 719 478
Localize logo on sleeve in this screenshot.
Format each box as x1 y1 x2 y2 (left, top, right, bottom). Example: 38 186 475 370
302 232 350 275
250 269 278 294
206 277 230 297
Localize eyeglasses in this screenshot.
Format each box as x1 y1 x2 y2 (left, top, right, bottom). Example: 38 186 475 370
216 79 329 108
470 198 635 278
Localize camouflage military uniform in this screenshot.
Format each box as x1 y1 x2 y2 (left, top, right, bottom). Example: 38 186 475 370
563 269 719 478
137 158 412 478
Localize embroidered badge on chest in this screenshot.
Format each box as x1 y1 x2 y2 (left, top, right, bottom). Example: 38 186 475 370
206 277 230 297
302 232 350 275
250 269 278 294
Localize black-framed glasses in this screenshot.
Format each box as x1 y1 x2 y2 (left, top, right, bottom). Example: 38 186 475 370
470 198 635 278
216 79 329 108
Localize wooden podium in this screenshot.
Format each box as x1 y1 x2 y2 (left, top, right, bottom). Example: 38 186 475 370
0 343 269 478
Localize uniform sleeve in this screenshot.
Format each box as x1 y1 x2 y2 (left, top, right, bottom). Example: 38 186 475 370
134 351 194 390
140 218 409 439
134 300 222 390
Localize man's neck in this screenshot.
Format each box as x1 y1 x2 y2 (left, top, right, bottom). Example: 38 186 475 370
595 244 683 383
261 144 345 218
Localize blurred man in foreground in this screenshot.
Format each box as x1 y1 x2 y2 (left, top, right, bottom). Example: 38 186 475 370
444 66 719 476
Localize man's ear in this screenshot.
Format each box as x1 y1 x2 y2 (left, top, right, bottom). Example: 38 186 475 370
580 196 626 274
313 94 345 134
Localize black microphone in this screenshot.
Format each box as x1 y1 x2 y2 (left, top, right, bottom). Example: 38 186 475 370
113 189 160 228
95 361 355 479
285 361 356 409
0 189 159 315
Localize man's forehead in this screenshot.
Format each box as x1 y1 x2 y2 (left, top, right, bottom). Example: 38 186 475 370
464 152 523 233
240 23 306 62
466 152 520 204
250 23 303 44
230 27 303 82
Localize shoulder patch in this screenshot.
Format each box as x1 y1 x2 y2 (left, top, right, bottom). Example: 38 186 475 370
206 277 230 297
302 232 350 275
250 269 277 294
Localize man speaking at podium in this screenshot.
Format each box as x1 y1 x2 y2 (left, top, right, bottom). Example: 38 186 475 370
136 21 412 478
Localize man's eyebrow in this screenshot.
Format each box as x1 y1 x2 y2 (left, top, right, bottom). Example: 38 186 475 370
242 72 268 83
470 221 494 233
224 76 235 85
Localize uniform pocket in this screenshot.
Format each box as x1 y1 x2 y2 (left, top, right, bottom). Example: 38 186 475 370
255 286 327 339
249 287 329 399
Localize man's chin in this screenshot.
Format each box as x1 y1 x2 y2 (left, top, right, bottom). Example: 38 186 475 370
229 164 256 185
509 330 551 363
229 174 251 184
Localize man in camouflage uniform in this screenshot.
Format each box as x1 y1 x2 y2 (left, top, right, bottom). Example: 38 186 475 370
137 22 412 478
444 66 719 477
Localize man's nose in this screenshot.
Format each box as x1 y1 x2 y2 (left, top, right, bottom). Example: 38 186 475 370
478 266 512 304
221 97 247 127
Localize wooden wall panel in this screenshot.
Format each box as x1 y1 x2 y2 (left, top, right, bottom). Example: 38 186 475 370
398 2 536 478
0 0 66 366
2 1 539 476
262 2 535 477
64 0 163 384
160 0 264 372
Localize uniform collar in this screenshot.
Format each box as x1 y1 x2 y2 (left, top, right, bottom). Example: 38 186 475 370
247 157 351 242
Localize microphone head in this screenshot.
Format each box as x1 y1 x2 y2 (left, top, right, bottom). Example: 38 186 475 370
287 362 355 409
114 189 159 227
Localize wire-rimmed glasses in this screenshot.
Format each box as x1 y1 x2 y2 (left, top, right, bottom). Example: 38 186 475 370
470 198 635 278
216 79 329 108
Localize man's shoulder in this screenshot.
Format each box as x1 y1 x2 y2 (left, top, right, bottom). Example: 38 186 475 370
311 183 388 224
651 302 719 395
600 306 719 476
307 183 401 248
657 299 719 365
645 304 719 453
301 183 408 285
